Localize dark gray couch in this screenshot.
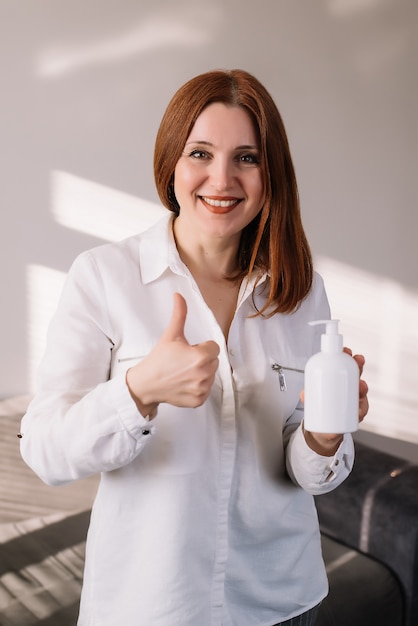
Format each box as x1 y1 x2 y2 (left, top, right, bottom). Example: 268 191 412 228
316 442 418 626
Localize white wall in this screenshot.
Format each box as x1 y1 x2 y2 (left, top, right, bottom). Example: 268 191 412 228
1 0 417 444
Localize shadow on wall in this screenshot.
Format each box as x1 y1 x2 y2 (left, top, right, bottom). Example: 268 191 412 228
25 171 418 446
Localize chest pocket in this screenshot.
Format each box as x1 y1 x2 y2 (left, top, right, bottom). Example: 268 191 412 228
270 362 304 392
265 356 306 421
110 343 154 380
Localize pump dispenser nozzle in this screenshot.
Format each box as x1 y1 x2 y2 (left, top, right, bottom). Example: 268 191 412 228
309 319 343 353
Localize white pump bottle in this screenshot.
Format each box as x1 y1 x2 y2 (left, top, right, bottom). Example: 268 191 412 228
304 320 359 433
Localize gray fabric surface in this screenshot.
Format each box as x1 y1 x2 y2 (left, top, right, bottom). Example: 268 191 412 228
318 534 403 626
315 442 418 626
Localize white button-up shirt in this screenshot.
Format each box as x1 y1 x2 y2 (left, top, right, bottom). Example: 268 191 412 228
21 213 354 626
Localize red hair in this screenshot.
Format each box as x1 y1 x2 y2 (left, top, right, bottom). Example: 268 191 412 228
154 69 313 315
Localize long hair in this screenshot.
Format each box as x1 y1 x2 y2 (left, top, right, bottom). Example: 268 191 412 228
153 69 313 315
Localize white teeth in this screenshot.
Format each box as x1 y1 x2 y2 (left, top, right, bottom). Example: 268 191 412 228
201 197 238 208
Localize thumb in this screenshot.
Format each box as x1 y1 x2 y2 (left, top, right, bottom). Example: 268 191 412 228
161 293 188 343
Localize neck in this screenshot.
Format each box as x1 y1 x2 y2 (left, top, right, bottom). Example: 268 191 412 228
173 218 240 281
172 216 242 340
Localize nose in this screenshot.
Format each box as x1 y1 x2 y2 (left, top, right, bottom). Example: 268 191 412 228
209 156 234 191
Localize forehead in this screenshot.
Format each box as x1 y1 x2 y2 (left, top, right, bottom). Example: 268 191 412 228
187 102 259 146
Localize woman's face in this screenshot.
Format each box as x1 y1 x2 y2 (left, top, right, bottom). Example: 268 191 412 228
173 102 265 243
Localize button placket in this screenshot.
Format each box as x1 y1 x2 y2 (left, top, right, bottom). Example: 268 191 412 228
210 339 237 624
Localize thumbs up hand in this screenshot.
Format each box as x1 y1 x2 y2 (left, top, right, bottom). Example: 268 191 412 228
126 293 220 418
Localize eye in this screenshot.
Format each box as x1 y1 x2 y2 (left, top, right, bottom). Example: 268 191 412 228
238 153 260 165
188 149 210 160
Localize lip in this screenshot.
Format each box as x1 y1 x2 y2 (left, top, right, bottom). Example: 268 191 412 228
199 195 242 214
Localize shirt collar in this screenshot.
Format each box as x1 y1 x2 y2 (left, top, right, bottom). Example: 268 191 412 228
139 212 188 284
138 211 268 295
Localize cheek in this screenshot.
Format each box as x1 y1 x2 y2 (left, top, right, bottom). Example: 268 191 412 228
174 162 202 197
247 173 265 207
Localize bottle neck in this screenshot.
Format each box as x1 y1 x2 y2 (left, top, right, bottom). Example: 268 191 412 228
321 334 343 352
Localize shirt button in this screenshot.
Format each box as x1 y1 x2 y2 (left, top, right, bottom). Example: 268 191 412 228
142 428 150 435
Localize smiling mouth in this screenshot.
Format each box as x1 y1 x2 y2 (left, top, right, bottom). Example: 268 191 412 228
199 196 242 211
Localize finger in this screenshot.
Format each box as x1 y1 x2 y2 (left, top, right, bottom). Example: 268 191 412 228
359 379 368 398
353 354 365 376
358 376 369 421
196 339 221 360
359 394 369 421
161 293 188 343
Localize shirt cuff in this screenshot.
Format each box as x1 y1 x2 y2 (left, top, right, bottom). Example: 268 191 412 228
108 375 157 440
287 425 354 494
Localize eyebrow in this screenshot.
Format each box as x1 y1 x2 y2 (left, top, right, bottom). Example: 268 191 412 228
184 140 259 150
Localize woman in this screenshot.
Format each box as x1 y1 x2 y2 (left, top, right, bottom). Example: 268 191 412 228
21 69 368 626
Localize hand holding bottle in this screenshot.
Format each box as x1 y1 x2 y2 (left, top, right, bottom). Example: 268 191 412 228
302 320 369 456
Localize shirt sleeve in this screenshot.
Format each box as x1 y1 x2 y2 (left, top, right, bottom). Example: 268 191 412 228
285 424 355 495
20 251 156 486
